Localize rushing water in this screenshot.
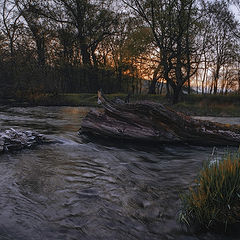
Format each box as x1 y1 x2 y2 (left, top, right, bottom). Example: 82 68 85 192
0 106 240 240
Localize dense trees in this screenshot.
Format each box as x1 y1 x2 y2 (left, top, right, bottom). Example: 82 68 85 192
0 0 239 103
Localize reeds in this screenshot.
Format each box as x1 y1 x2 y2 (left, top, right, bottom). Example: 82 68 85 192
179 149 240 231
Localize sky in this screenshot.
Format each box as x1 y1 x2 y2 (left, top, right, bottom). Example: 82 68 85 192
230 4 240 21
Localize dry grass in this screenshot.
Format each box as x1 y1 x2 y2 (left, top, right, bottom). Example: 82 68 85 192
179 149 240 231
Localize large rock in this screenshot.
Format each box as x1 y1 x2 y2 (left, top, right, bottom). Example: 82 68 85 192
0 128 48 153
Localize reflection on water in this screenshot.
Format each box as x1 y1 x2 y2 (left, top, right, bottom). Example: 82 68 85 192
0 106 239 240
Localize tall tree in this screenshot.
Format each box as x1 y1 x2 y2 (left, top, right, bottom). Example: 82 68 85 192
207 0 238 94
124 0 202 103
15 0 50 66
2 0 21 59
39 0 119 66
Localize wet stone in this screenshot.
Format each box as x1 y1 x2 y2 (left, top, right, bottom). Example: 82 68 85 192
0 128 48 153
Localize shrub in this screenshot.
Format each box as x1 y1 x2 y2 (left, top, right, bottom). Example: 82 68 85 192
179 150 240 231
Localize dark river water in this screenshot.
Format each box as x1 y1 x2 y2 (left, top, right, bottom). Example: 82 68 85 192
0 106 240 240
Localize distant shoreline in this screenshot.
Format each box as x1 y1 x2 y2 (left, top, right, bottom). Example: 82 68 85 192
1 93 240 117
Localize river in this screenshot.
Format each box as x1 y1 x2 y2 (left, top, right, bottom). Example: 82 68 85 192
0 106 239 240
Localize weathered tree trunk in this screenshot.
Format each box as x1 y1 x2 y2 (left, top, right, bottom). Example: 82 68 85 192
148 79 157 94
80 93 240 146
149 63 162 94
213 63 220 94
36 36 46 66
172 86 182 104
80 43 91 66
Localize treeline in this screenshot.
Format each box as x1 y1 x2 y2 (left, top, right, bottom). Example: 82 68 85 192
0 0 239 103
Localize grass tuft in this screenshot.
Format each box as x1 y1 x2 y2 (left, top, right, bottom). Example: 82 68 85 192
179 149 240 231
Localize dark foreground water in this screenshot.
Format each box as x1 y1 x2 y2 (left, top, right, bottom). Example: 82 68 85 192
0 106 240 240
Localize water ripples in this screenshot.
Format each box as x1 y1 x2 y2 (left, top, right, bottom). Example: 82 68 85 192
0 106 239 240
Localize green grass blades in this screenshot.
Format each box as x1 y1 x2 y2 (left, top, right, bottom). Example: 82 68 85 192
179 149 240 232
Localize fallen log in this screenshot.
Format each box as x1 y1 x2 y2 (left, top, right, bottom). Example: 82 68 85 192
0 128 51 153
80 93 240 146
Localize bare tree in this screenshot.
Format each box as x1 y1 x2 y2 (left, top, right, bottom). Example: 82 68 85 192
123 0 203 103
207 0 238 94
2 0 21 60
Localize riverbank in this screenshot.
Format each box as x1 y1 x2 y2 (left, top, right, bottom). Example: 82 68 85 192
1 93 240 117
173 94 240 117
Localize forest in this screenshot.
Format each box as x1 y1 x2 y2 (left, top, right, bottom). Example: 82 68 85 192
0 0 239 104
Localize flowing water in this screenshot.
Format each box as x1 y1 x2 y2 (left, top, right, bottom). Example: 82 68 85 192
0 106 240 240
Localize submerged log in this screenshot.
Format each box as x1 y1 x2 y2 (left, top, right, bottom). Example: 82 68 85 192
80 93 240 146
0 128 50 153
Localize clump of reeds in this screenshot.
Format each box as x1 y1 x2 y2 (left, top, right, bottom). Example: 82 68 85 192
179 149 240 231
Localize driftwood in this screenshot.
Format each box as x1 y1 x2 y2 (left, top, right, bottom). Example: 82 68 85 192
80 93 240 146
0 128 50 153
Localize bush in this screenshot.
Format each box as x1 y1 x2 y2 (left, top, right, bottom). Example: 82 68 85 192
179 150 240 231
